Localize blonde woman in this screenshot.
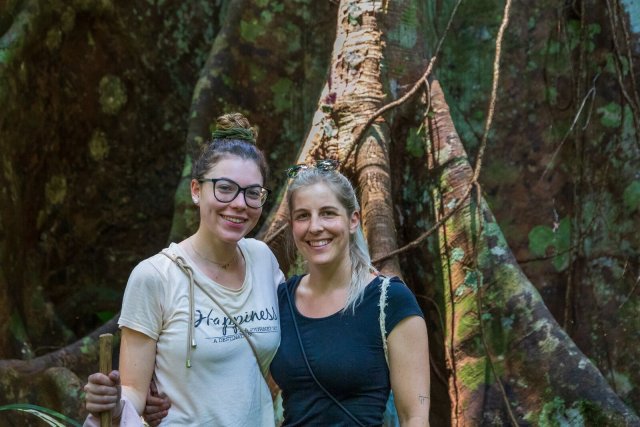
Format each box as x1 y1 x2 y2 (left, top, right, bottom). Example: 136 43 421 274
269 162 430 426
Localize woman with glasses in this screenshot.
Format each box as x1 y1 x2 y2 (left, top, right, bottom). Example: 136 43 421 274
270 162 430 426
83 113 284 426
98 156 430 426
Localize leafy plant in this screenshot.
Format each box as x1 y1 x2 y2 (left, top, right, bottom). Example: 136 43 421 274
528 217 571 271
0 403 81 426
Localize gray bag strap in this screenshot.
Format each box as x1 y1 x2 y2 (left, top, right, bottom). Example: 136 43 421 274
378 276 392 366
379 276 402 427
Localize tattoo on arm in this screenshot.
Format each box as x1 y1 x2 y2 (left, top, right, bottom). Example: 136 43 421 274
418 395 430 405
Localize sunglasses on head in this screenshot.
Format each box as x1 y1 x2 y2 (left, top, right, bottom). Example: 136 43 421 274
285 159 340 178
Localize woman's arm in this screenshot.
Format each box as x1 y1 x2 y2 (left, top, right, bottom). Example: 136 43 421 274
388 316 430 427
83 327 156 424
118 327 157 414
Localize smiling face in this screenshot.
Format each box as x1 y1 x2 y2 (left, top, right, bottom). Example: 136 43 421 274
289 182 360 270
192 155 264 245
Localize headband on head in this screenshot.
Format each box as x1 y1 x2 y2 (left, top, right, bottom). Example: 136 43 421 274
211 128 255 143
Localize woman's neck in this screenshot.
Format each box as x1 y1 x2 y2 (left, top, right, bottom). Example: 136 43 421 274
188 231 238 264
305 258 353 294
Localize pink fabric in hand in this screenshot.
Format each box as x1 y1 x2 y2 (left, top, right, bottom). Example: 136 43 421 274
83 396 143 427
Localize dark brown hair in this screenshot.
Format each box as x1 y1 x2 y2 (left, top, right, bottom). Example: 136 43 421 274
192 113 269 182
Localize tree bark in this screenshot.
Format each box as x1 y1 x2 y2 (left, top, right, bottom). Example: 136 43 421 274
427 80 638 425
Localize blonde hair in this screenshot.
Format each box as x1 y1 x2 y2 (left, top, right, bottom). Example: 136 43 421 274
287 168 373 313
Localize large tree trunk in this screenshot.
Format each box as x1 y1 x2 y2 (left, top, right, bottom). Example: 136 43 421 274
436 0 640 417
262 0 425 277
426 80 637 425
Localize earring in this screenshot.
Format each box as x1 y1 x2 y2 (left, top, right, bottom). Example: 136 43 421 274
193 197 199 205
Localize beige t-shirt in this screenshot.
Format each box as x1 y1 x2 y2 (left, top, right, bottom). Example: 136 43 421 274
119 238 284 426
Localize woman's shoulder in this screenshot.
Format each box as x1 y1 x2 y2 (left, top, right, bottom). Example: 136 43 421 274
385 276 419 301
278 275 303 292
240 237 268 250
128 244 182 286
239 238 277 258
367 275 420 307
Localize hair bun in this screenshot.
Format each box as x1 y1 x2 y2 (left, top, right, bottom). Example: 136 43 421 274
212 113 257 144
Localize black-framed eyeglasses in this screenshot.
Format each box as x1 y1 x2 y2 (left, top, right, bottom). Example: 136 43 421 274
198 178 270 209
285 159 340 178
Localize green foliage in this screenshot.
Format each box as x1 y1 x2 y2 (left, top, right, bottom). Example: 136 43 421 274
539 397 582 426
528 217 571 271
95 310 115 323
283 22 302 53
430 0 501 150
622 181 640 211
270 2 285 13
0 404 81 427
405 127 425 157
537 397 609 427
564 20 600 53
271 78 294 113
529 226 554 255
464 269 480 290
546 86 558 105
240 19 262 43
585 23 601 53
387 2 418 49
605 53 629 76
483 162 521 187
80 336 92 355
597 102 622 128
458 359 490 391
547 40 562 55
260 9 273 23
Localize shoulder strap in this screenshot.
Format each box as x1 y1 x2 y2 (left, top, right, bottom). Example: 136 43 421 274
160 251 266 381
284 276 366 427
378 276 391 367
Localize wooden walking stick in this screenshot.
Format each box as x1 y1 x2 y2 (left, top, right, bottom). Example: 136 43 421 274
99 333 113 427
